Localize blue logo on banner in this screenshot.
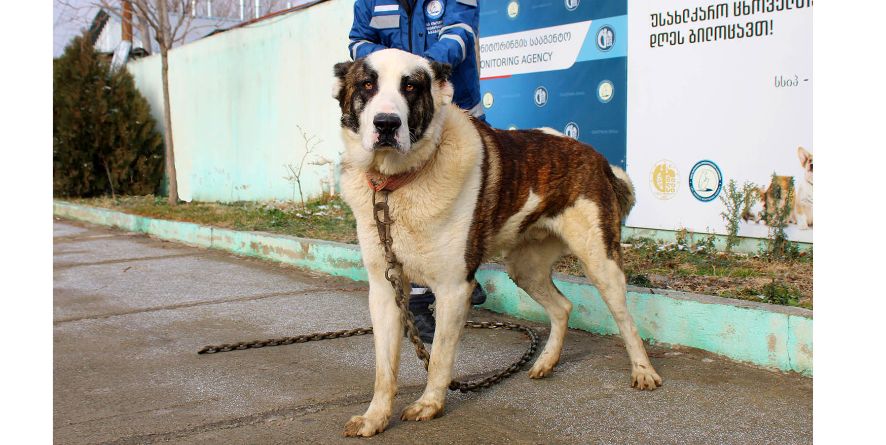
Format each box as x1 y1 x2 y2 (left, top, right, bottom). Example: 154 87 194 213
689 160 723 202
534 86 548 107
426 0 444 20
597 25 615 51
564 122 579 139
565 0 580 12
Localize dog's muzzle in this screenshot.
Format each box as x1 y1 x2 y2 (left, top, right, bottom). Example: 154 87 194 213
373 113 401 148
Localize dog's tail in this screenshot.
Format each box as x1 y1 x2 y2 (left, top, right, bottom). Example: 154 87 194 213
609 165 635 221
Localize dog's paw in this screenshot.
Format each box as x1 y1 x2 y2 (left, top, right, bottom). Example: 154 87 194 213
527 359 557 379
631 364 662 390
343 414 387 437
400 399 443 421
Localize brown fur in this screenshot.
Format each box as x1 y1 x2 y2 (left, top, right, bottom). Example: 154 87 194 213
464 121 629 277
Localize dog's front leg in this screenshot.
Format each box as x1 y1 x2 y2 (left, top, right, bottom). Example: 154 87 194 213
401 280 472 421
343 264 404 437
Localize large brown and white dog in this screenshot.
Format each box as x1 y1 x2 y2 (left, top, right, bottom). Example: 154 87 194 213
333 49 661 437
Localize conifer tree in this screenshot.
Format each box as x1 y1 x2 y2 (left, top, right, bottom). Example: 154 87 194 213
53 34 163 197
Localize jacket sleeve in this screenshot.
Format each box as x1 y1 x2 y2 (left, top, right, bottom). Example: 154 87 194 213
348 1 389 60
423 0 478 67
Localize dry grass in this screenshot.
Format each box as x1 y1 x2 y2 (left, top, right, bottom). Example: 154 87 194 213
70 195 358 244
70 195 812 308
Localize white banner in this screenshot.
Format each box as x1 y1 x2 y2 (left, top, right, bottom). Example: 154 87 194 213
626 0 813 243
478 21 592 77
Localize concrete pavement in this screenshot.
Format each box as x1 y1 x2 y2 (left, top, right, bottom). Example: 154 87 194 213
54 219 812 444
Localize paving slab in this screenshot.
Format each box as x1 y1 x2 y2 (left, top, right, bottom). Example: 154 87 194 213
53 242 325 322
53 220 812 445
54 234 193 267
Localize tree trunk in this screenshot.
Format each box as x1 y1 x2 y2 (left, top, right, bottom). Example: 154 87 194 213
103 159 116 200
159 47 178 205
157 0 178 205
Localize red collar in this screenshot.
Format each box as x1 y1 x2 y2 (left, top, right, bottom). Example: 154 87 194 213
366 168 422 192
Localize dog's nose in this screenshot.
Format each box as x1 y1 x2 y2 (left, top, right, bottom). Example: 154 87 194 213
373 113 401 134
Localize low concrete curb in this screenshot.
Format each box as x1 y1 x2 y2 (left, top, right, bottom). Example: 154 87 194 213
54 200 812 376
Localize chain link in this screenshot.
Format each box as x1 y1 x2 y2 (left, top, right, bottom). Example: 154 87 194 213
197 190 540 393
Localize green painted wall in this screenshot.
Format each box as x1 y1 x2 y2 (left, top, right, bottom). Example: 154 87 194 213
55 201 812 375
127 0 353 203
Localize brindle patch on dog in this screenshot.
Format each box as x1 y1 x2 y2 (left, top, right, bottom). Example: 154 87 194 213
464 121 633 279
333 59 375 133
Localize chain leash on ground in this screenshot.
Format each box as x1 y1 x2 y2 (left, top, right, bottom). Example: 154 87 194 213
197 190 540 393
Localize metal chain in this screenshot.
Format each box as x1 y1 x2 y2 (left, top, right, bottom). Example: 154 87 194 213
197 327 374 354
197 190 540 393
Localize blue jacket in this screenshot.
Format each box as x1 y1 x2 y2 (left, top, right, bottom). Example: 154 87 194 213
348 0 483 118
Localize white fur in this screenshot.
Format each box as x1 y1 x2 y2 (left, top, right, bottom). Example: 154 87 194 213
360 53 412 152
537 127 564 137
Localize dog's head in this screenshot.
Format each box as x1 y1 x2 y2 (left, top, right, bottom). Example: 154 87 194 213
332 49 453 172
797 147 813 186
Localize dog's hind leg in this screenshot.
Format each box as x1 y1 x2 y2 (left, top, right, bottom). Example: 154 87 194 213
504 236 572 379
555 199 662 390
400 279 473 422
343 255 406 437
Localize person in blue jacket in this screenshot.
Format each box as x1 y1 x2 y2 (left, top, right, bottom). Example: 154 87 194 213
347 0 486 343
348 0 484 119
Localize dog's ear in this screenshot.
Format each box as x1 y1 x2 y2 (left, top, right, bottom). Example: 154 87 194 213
429 61 454 105
430 61 452 83
797 146 812 169
333 61 353 80
332 61 353 100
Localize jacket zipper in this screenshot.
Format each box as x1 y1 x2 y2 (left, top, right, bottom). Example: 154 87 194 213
399 0 415 53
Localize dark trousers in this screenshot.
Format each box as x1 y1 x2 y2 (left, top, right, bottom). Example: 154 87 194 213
408 283 434 312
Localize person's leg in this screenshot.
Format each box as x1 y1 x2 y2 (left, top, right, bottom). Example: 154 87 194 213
409 278 485 344
408 284 435 343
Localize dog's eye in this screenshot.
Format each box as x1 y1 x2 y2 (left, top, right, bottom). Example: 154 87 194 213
362 81 374 90
809 163 813 172
404 83 415 92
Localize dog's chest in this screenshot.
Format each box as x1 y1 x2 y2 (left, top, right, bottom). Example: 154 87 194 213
797 181 813 206
387 197 473 277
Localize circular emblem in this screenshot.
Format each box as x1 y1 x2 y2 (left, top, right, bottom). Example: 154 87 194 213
482 92 494 109
564 0 580 11
564 122 579 139
425 0 444 20
534 86 548 107
596 25 615 51
597 80 614 103
689 160 723 202
507 1 520 19
650 159 679 200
